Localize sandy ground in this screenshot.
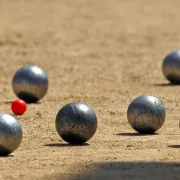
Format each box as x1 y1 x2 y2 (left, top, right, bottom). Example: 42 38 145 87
0 0 180 179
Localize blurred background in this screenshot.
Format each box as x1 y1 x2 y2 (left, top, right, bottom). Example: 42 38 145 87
0 0 179 179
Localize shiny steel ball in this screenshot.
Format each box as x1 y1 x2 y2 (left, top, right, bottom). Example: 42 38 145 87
162 50 180 84
127 95 166 134
12 65 48 103
56 102 97 144
0 113 22 156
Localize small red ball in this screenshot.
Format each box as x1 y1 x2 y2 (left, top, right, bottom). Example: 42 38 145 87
11 99 27 115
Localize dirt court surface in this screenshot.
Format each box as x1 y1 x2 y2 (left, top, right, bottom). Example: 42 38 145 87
0 0 180 179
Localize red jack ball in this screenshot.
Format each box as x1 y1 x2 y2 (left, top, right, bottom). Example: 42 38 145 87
11 99 27 115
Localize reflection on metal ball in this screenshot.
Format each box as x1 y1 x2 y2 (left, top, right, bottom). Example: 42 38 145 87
162 50 180 84
127 95 166 134
12 65 48 103
56 102 97 144
0 113 22 156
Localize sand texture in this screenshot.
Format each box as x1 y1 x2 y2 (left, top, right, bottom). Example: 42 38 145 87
0 0 180 179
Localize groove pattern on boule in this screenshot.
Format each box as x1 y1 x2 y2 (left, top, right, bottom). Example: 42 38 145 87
127 95 166 134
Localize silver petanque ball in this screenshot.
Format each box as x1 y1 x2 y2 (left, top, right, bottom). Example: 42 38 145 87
12 65 48 103
56 102 97 144
0 113 22 156
127 95 166 134
162 50 180 84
